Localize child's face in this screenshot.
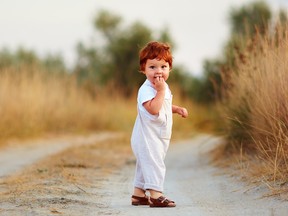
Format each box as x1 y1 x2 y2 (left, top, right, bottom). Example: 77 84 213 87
143 58 171 84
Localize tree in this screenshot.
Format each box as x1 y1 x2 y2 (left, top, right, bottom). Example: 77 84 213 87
74 10 178 96
104 21 152 95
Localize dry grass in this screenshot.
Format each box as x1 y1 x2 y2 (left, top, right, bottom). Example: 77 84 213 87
0 65 213 145
0 66 137 143
220 26 288 195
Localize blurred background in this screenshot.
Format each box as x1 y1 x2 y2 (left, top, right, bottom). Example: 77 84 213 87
2 0 288 198
0 0 288 155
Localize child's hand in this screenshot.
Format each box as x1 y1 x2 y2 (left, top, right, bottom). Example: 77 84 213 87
154 76 166 92
176 107 188 118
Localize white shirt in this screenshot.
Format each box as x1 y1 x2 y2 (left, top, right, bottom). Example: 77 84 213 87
131 79 173 151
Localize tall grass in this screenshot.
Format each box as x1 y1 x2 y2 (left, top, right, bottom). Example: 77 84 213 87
0 66 137 142
221 26 288 184
0 65 210 144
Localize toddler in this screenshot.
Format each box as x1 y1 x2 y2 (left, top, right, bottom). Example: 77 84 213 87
131 41 188 207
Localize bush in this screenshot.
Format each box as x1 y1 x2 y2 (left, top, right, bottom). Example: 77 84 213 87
221 27 288 182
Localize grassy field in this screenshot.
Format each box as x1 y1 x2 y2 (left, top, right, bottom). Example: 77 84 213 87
0 66 216 145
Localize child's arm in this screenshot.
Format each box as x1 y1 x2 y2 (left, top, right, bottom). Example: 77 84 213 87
143 77 165 115
172 105 188 118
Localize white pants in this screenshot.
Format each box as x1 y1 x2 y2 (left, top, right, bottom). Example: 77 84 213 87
131 98 172 192
132 136 168 191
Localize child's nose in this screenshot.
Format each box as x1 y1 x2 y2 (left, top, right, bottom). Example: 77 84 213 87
155 71 162 77
156 67 163 73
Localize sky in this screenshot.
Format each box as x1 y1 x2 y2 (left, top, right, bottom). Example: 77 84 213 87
0 0 287 76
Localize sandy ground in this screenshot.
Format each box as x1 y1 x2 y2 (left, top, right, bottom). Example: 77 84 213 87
0 134 287 215
0 132 117 178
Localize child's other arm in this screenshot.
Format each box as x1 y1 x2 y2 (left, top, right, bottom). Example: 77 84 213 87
172 105 188 118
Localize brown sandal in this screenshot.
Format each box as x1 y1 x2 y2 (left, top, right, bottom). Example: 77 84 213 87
149 196 176 208
131 195 150 206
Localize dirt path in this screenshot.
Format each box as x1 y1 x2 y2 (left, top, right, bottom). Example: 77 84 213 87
0 132 117 178
0 134 287 215
98 135 288 216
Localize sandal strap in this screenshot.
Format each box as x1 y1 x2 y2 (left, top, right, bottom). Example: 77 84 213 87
150 196 176 207
157 196 174 204
131 195 150 206
131 195 148 201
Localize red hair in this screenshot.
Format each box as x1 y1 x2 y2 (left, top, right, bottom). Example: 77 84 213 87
139 41 173 72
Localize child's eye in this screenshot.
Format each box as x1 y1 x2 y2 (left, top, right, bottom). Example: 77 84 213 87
162 65 167 69
149 66 155 69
